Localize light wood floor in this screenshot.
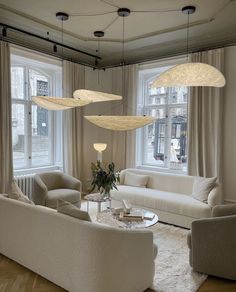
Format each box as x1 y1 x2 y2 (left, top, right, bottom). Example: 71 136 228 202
1 254 236 292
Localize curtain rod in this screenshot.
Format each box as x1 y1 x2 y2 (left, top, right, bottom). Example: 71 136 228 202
0 22 101 60
7 40 96 69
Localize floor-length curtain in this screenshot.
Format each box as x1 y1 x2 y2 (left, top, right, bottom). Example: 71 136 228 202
62 61 85 180
111 64 138 170
188 48 224 180
0 41 13 193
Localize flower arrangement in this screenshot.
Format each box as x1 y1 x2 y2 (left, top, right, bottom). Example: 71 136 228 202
90 161 120 198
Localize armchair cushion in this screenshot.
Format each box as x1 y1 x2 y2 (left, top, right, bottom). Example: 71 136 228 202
46 189 81 209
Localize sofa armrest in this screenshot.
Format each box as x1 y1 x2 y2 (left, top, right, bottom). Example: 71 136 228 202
32 175 48 205
212 204 236 217
208 184 222 207
119 169 126 184
190 216 236 280
61 173 82 193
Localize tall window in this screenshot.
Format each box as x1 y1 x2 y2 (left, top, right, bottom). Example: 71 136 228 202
11 50 62 171
137 64 188 172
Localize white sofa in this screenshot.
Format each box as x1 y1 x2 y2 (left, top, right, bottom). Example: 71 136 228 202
0 194 156 292
111 168 222 228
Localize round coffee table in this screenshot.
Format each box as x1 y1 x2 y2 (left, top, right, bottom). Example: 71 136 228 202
96 208 158 229
84 193 111 213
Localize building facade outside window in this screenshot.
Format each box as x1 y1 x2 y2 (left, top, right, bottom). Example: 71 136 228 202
11 49 62 172
137 61 188 173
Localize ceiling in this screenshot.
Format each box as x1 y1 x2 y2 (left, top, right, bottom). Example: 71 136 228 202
0 0 236 67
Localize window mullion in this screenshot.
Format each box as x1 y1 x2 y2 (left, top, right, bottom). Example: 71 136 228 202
164 90 169 168
25 67 32 168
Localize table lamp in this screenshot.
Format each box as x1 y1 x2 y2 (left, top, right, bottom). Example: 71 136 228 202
93 143 107 162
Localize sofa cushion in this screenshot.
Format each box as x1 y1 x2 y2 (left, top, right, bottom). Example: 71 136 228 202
111 185 211 219
57 199 91 222
46 189 80 208
192 176 217 203
8 181 34 205
124 172 149 188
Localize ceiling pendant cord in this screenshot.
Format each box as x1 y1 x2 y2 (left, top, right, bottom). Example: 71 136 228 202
97 38 101 84
61 18 65 97
122 16 125 105
186 11 190 61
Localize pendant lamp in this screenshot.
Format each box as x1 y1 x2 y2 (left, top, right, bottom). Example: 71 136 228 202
73 31 122 103
85 116 155 131
84 8 155 131
32 96 92 111
73 89 122 102
33 12 92 110
152 6 226 88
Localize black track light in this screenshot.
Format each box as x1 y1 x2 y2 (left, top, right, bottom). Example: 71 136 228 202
2 26 7 37
53 44 57 53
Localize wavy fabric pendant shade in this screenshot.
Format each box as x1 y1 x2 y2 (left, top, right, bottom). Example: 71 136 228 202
152 62 226 88
152 6 226 89
32 96 92 110
73 89 122 102
85 116 155 131
83 10 155 132
33 13 93 111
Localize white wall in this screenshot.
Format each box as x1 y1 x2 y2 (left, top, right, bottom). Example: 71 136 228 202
222 45 236 203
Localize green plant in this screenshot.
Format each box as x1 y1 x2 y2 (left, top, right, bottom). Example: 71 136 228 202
90 161 120 196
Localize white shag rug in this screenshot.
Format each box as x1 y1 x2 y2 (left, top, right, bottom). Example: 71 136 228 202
81 202 207 292
149 223 207 292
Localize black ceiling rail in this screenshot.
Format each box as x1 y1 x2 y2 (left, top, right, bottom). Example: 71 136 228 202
0 22 101 60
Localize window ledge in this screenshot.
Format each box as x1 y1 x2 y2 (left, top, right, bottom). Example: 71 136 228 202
136 165 188 175
14 165 62 176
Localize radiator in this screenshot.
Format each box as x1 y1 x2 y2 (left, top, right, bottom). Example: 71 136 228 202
14 174 35 199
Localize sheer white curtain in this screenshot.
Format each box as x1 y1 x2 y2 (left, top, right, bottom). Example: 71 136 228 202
188 48 224 180
0 41 13 193
111 64 138 170
62 61 85 180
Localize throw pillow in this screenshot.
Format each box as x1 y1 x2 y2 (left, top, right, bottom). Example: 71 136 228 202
124 172 149 188
8 181 35 205
57 199 91 222
191 176 217 203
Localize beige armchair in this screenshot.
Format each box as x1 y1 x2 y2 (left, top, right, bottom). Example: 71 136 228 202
187 204 236 280
33 172 82 209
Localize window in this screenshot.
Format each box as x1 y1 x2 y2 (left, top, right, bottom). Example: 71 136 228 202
137 63 188 172
11 50 62 171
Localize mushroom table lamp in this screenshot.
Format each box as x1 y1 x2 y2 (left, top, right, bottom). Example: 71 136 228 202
93 143 107 162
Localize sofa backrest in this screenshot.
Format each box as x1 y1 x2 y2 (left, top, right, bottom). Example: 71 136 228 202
0 195 154 292
120 168 194 195
36 172 64 190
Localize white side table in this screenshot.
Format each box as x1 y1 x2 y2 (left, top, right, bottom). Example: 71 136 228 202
84 193 111 213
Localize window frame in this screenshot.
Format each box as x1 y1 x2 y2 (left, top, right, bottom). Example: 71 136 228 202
137 57 188 174
11 48 62 174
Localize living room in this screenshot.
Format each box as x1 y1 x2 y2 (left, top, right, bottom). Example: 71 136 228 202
0 0 236 291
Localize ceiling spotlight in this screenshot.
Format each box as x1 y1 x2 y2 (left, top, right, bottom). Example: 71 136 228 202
94 31 105 37
53 44 57 53
2 26 7 37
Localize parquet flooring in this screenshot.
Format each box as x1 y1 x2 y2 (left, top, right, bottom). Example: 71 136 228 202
0 253 236 292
